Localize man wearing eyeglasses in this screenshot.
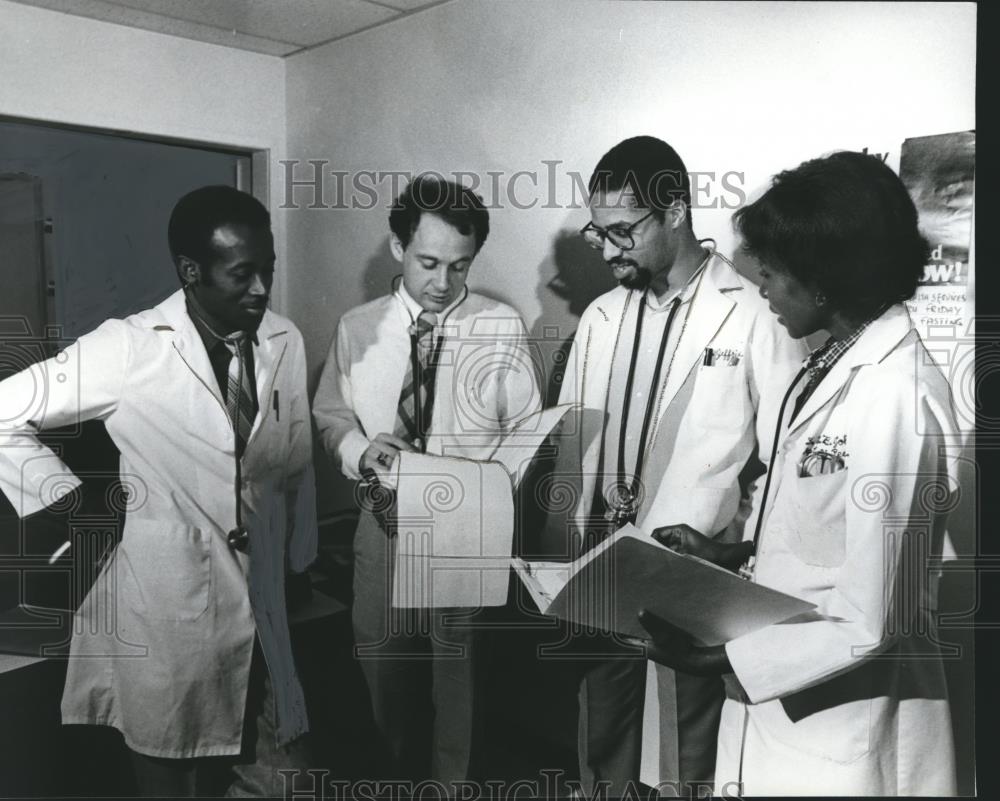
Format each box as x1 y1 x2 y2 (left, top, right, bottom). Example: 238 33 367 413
558 136 806 796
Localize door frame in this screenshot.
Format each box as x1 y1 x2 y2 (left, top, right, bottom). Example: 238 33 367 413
0 113 275 311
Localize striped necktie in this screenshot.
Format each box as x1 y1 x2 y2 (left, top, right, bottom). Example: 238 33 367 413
394 310 437 448
223 333 255 459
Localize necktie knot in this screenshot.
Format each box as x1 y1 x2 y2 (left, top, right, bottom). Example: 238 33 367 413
223 331 248 358
411 311 437 367
410 311 437 337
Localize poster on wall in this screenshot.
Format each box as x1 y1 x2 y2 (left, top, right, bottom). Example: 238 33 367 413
898 131 975 341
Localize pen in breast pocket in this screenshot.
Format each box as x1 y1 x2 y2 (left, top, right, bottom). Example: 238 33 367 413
273 390 280 421
703 347 714 366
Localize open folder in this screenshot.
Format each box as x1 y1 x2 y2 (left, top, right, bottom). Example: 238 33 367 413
390 404 579 609
513 524 816 645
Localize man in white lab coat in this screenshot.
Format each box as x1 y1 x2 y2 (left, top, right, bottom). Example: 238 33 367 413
0 186 317 796
313 175 540 785
558 136 806 795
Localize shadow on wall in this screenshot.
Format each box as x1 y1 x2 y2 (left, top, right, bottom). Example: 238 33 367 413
530 228 616 406
307 236 399 523
362 236 400 303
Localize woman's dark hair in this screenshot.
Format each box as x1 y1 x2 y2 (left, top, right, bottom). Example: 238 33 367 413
733 151 927 316
389 174 490 253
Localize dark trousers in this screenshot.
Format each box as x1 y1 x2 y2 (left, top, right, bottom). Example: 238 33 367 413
352 510 481 785
129 641 311 798
646 665 725 798
576 644 647 797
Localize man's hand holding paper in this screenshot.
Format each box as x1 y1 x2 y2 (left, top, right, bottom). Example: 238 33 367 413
359 432 416 479
389 404 579 609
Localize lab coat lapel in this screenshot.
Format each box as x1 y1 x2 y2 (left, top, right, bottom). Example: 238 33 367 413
787 305 914 434
659 256 739 412
247 313 288 447
581 290 633 463
158 290 228 416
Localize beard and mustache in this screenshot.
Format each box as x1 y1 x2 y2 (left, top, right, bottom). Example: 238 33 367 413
609 258 652 290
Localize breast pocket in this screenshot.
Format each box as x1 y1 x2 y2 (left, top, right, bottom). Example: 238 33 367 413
783 470 848 567
246 399 290 474
691 363 749 431
116 519 212 622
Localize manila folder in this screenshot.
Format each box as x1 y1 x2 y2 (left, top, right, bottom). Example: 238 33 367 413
516 525 815 645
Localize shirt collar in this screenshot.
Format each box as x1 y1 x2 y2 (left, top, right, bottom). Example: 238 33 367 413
805 312 881 378
184 291 259 352
643 249 711 311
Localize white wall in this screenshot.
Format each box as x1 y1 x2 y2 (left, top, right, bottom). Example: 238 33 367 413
285 0 976 380
0 0 290 308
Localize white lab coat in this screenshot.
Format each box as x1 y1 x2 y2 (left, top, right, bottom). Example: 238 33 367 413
719 304 959 796
559 250 808 785
559 250 808 540
0 289 317 758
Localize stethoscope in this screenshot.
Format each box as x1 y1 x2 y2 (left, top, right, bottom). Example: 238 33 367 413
390 275 468 451
184 286 253 554
737 363 809 580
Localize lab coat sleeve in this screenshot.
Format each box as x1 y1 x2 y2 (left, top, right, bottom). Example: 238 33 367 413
0 319 129 517
726 369 958 704
312 319 370 481
283 328 318 573
556 312 591 407
497 314 542 429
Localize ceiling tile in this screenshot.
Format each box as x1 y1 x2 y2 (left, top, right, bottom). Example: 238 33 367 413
101 0 399 46
6 0 300 54
367 0 447 11
6 0 449 55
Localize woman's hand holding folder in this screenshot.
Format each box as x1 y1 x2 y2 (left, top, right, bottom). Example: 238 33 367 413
635 608 733 677
651 523 753 573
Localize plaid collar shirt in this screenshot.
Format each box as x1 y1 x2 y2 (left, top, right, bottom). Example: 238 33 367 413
792 312 881 420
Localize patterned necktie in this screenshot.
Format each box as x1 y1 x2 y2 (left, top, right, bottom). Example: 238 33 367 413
394 310 437 448
223 333 255 459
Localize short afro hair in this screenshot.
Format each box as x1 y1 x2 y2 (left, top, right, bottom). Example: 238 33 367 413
588 135 693 227
167 185 271 272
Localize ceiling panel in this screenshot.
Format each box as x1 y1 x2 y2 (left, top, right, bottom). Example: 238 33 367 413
102 0 397 46
6 0 450 55
6 0 299 54
374 0 447 10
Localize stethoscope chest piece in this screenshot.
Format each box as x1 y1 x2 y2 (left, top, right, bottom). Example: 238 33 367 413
227 526 249 553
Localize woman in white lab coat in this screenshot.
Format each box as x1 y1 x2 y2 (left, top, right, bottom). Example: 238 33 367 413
637 151 960 796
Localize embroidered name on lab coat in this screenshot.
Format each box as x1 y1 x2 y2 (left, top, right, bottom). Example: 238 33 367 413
799 434 848 477
712 347 743 366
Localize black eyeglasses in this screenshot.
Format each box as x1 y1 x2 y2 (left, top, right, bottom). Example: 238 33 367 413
579 210 656 252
